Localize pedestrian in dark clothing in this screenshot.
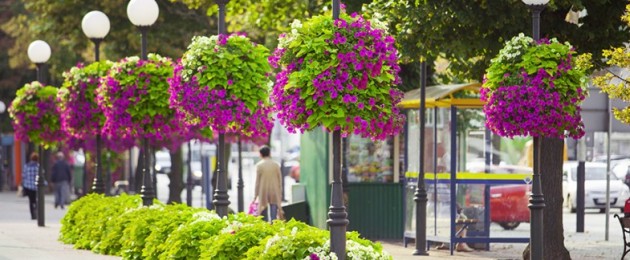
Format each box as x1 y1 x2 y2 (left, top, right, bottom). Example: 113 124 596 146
51 152 72 209
22 153 40 220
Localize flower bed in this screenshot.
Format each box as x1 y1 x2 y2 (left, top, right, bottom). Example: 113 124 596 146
60 194 391 260
481 33 591 139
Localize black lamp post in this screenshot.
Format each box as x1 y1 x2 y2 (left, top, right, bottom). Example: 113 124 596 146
522 0 549 259
212 0 231 217
27 39 51 227
127 0 159 206
327 2 349 259
237 137 244 212
413 60 429 255
82 10 110 195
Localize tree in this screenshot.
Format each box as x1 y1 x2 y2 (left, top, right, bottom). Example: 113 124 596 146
367 0 629 81
594 4 630 123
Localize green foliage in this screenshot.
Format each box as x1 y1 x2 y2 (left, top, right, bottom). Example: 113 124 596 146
120 204 166 260
200 213 272 260
59 193 106 244
8 81 62 148
2 0 212 84
142 204 203 259
58 194 141 250
60 194 389 260
246 220 328 259
180 34 272 112
93 206 148 256
367 0 630 82
594 4 630 125
159 211 225 260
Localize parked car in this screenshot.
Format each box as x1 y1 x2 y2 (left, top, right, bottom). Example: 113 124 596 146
563 161 630 213
485 165 533 230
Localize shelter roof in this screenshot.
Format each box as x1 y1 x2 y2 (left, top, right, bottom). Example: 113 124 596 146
398 83 483 109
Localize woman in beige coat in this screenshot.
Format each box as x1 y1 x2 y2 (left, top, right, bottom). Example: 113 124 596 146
254 146 283 222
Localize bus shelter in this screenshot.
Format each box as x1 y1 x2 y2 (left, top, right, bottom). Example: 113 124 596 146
400 83 532 255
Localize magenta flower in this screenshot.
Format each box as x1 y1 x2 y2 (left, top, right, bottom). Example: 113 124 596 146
9 81 64 147
169 34 273 144
482 35 589 139
269 12 405 140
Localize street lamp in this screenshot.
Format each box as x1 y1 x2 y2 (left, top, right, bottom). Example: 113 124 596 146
212 0 231 218
82 10 110 195
326 1 349 259
27 39 51 227
413 60 429 256
127 0 159 206
522 0 549 259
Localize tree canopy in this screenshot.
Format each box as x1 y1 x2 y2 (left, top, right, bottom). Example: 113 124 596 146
1 0 212 85
367 0 630 82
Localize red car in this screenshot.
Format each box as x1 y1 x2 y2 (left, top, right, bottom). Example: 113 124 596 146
490 184 530 230
467 165 532 230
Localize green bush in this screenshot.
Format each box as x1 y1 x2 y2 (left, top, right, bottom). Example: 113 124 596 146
245 219 328 259
60 194 140 250
95 205 157 256
159 211 225 260
200 213 273 260
60 193 102 244
120 204 166 260
142 204 202 259
59 195 389 260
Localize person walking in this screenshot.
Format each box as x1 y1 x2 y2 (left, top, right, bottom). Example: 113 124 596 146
253 146 283 222
51 152 72 209
21 152 40 220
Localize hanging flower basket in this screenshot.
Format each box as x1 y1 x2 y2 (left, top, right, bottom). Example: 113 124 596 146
169 34 273 143
58 61 134 152
269 12 404 140
481 33 592 139
9 81 63 148
97 54 193 150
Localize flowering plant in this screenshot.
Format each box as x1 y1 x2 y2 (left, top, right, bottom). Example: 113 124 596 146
169 34 273 143
97 54 197 150
245 220 328 259
58 61 134 152
305 232 391 260
269 12 405 140
9 81 63 148
481 33 592 139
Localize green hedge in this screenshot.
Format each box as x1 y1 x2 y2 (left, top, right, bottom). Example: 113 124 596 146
59 194 391 260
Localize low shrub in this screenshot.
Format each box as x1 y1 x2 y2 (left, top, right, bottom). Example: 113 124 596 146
59 195 389 260
120 204 166 260
143 204 203 259
159 211 224 260
200 213 273 259
245 219 328 259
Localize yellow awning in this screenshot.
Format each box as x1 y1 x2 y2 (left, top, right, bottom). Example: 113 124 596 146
398 83 483 109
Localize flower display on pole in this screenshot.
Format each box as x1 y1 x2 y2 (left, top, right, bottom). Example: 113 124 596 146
481 33 592 139
269 13 405 140
169 34 274 141
97 54 193 150
9 81 63 148
58 61 134 152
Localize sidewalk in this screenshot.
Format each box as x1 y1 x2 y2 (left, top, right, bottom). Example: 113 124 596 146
0 190 623 259
0 191 117 260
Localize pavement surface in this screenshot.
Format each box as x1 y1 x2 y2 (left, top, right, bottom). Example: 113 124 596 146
0 189 625 260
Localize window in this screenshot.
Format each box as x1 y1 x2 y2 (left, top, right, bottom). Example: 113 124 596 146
346 135 394 183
